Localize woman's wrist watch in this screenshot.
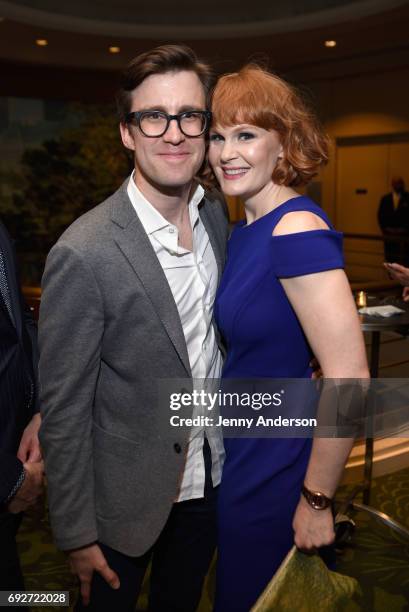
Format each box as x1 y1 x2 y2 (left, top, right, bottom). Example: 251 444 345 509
301 485 332 510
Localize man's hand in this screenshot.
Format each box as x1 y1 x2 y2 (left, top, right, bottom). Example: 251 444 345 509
68 544 120 606
403 286 409 302
7 460 44 514
292 495 335 553
17 413 42 463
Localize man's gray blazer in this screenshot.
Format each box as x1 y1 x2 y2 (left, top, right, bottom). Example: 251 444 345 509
38 180 229 556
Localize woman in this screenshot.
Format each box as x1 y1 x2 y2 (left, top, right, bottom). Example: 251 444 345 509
208 65 369 611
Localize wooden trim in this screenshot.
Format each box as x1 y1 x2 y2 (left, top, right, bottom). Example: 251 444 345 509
336 132 409 147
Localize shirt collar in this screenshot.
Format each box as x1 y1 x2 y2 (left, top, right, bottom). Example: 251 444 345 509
127 171 205 236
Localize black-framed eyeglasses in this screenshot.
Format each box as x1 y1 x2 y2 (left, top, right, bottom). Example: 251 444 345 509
125 109 212 138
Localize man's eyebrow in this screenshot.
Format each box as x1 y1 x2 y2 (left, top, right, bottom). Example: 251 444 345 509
136 105 206 113
178 105 206 112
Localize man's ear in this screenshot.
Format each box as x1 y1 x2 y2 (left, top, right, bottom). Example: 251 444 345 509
120 122 136 152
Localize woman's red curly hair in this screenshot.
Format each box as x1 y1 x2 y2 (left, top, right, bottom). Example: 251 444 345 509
210 65 329 187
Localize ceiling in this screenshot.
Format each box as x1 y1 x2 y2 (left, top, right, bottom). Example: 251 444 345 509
0 0 407 37
0 0 408 77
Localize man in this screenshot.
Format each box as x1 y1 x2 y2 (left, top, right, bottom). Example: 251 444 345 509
378 176 409 265
39 45 229 611
0 220 43 590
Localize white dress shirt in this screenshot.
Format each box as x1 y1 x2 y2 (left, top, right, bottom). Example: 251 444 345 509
127 173 224 501
393 190 400 211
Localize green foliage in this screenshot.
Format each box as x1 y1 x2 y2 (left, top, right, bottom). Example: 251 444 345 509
12 105 132 253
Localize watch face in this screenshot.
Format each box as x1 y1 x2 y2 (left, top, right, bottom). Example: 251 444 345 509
302 486 331 510
311 493 328 510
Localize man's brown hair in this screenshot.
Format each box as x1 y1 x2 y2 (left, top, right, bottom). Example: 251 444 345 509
116 44 214 122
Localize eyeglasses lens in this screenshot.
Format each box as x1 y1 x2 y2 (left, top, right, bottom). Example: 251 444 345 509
139 112 206 137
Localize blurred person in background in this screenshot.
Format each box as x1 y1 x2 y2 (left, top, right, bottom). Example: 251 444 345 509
378 177 409 265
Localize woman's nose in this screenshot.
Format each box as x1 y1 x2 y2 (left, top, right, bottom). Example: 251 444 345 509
220 140 237 163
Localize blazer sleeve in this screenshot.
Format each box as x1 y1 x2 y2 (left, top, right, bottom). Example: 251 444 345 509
22 299 40 413
14 242 40 413
0 452 24 506
2 221 40 413
39 241 104 550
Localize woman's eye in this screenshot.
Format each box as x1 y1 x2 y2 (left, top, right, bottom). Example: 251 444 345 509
209 133 223 142
238 132 255 141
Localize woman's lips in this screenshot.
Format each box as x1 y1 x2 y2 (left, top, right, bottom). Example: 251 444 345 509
221 167 249 180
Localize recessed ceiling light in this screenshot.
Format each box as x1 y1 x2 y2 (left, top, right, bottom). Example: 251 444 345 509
36 39 48 47
109 46 120 54
325 40 337 48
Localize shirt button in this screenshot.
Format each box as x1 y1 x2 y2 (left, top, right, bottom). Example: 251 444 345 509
174 443 182 454
169 227 175 234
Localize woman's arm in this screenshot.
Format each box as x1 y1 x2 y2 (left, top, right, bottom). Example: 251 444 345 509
275 212 370 550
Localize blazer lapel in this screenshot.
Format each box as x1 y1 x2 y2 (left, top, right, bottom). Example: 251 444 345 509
199 196 224 286
110 183 191 376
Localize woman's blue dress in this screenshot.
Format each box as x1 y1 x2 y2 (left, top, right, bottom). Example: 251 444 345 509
214 196 344 612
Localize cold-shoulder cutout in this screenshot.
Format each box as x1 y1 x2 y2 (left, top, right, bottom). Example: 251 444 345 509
272 210 330 236
267 197 344 278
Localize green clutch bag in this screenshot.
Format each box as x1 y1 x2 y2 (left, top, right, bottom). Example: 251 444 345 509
251 546 361 612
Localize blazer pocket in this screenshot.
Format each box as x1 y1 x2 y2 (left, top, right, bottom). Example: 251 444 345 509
93 422 140 520
93 421 140 460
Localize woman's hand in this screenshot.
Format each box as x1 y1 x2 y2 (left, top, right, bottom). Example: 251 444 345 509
384 262 409 286
292 495 335 552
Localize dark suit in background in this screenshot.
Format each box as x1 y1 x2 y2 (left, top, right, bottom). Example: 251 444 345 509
0 220 39 589
378 179 409 265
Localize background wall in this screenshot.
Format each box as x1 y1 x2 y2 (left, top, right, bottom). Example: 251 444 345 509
1 5 409 285
304 65 409 282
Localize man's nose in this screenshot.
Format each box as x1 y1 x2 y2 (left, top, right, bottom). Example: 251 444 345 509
163 118 185 144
